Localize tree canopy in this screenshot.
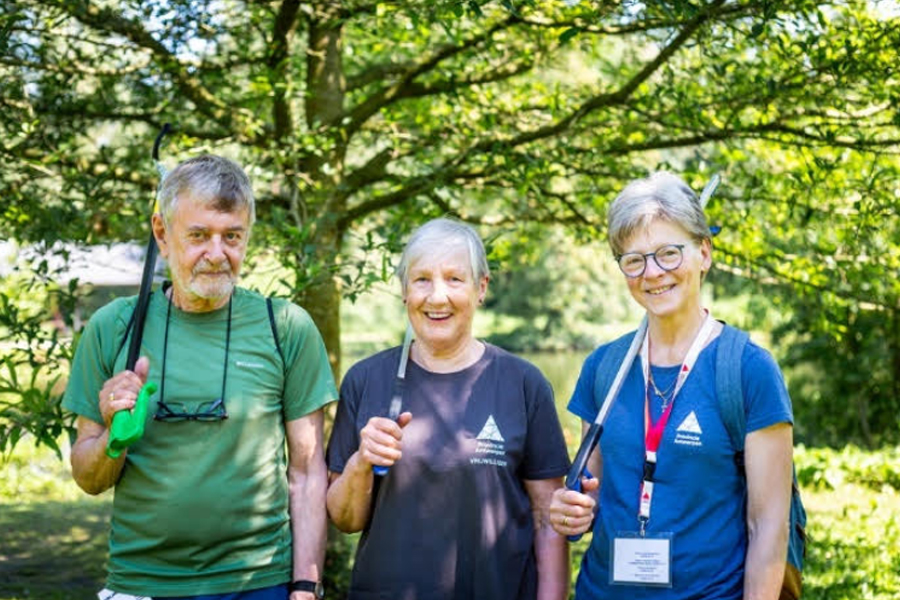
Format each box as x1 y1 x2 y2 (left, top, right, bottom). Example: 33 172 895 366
1 0 898 450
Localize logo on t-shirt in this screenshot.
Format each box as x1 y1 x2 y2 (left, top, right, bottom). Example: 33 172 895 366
471 414 508 467
476 415 505 442
674 411 703 447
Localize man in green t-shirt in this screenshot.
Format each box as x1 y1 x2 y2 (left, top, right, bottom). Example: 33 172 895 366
64 154 337 600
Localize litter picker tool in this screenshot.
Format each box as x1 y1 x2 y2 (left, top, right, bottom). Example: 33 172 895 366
107 123 172 459
563 173 720 540
373 322 414 476
564 316 647 541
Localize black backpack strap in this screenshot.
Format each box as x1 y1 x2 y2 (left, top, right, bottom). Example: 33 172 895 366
116 308 138 362
593 330 639 409
266 297 285 365
715 323 750 472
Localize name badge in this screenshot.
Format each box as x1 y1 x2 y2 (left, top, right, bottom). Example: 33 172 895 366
610 531 673 587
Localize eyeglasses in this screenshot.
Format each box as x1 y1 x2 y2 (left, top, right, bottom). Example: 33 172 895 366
154 288 232 422
155 397 227 422
616 244 686 278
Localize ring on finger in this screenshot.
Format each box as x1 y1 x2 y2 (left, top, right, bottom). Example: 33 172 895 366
109 392 115 402
563 516 569 527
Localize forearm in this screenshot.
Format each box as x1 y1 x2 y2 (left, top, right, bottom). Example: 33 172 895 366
743 424 793 600
325 452 376 533
744 517 788 600
70 417 124 495
534 517 569 600
289 459 328 583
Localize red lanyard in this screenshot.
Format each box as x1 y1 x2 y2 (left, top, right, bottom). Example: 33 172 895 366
637 312 714 534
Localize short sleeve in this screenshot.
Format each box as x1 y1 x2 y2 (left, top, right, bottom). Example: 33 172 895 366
521 367 570 480
325 362 365 473
567 347 606 424
62 298 134 424
742 342 794 433
274 300 339 421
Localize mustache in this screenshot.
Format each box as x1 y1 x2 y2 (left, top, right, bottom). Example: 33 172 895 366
192 260 233 276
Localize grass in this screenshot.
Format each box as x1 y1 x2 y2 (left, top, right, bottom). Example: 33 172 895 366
0 441 111 600
3 438 900 600
0 499 111 599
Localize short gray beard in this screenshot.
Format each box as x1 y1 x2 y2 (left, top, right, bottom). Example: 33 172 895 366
178 260 236 300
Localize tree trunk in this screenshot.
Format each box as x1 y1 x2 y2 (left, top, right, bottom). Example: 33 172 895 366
299 4 347 383
297 236 343 385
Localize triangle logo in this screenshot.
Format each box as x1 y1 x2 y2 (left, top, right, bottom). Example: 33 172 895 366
676 411 703 434
476 415 505 442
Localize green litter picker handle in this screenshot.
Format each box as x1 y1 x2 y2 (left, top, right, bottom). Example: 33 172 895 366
106 381 157 459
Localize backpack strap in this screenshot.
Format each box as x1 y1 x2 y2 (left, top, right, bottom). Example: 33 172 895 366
593 330 639 409
716 322 808 583
715 323 750 472
116 308 138 362
266 297 285 365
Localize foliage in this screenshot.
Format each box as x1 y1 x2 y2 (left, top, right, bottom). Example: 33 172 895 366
796 443 900 492
708 144 900 447
484 225 640 351
0 260 79 457
1 0 899 452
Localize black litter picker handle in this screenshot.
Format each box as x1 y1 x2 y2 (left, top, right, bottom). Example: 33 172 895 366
107 123 172 459
124 123 171 371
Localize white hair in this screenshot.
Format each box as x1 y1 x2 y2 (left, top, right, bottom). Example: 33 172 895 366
397 218 490 291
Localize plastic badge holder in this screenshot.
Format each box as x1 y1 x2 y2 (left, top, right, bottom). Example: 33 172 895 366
106 381 157 458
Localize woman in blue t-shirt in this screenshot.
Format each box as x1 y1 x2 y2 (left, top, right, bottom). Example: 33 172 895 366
549 172 794 600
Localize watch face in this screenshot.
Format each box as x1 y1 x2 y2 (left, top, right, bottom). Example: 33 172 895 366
315 581 325 599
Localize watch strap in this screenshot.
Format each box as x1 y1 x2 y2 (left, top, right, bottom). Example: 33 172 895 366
290 580 324 598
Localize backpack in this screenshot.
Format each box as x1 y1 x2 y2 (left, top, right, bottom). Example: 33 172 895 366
716 324 806 600
593 323 806 599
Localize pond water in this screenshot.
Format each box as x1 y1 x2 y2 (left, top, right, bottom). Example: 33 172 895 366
523 350 589 450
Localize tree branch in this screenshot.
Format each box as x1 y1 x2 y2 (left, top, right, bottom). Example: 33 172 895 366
343 14 521 136
716 246 894 311
55 1 238 132
520 1 749 36
343 146 396 192
268 0 301 140
337 1 726 231
450 0 727 164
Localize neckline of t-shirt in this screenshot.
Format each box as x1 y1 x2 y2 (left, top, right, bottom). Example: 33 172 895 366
407 341 496 377
149 284 237 323
647 334 721 369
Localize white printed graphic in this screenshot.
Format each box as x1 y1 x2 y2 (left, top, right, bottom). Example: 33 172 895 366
674 410 703 448
471 415 508 467
476 415 505 442
235 360 265 369
676 411 703 434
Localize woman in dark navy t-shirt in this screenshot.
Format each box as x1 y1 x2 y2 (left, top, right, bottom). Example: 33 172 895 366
325 218 571 600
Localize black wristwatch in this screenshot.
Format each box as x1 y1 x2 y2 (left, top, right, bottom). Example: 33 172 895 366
290 580 325 599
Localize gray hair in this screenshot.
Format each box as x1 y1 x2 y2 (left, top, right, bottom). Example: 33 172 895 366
607 171 710 256
157 154 256 226
397 218 490 291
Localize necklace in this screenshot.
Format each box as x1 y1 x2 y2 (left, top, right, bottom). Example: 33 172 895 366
648 369 676 409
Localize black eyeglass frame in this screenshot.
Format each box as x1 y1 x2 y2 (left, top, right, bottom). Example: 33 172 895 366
155 397 228 422
615 244 686 278
153 288 232 422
